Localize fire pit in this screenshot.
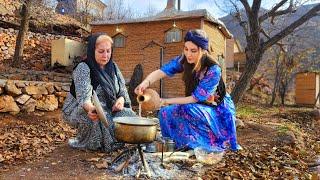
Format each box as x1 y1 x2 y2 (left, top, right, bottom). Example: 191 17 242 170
111 117 158 178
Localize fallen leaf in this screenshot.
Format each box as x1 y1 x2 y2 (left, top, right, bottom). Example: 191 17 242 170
95 160 108 169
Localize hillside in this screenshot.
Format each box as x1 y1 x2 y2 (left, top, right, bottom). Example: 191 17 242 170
0 0 89 36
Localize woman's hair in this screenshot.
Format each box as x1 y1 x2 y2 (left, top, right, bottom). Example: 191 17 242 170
96 34 113 46
182 29 220 96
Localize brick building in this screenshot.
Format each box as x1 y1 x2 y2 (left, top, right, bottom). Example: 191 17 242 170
91 0 233 98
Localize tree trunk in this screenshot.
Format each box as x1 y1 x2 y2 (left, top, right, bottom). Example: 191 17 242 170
231 52 262 104
270 54 282 106
270 74 279 106
12 0 32 67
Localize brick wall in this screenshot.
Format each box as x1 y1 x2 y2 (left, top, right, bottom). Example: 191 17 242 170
92 18 228 98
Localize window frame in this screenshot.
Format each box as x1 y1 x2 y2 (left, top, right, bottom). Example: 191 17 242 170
112 33 126 48
164 27 183 44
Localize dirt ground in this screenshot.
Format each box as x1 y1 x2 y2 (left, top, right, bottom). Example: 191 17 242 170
0 104 319 179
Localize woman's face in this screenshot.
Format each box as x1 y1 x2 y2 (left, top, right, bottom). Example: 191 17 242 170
95 41 112 68
183 41 202 64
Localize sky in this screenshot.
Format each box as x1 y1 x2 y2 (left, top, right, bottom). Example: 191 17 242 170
103 0 320 18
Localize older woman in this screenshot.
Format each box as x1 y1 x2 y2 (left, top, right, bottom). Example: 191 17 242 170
62 33 136 152
135 29 241 152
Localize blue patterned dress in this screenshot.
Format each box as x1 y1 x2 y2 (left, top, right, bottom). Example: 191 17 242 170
159 56 241 152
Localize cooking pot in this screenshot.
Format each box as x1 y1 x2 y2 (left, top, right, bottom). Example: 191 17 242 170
113 117 158 144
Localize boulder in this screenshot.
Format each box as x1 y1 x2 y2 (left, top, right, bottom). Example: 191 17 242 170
5 80 22 96
46 83 55 94
0 95 20 114
36 95 58 111
15 94 31 105
22 98 36 112
22 85 48 95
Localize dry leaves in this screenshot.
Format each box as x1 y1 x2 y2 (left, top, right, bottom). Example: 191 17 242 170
0 115 74 167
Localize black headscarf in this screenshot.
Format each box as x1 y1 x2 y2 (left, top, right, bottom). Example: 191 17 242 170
85 33 121 109
69 33 128 109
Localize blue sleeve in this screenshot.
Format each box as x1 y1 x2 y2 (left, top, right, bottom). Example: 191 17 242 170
192 65 221 102
160 56 184 77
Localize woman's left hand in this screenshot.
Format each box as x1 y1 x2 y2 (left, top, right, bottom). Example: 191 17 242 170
112 97 125 112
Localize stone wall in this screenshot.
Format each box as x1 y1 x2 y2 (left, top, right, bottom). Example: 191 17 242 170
0 79 70 115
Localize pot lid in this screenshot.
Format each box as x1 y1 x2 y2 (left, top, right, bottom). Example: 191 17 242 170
113 117 158 126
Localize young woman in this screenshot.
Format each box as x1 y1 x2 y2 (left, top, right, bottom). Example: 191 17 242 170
135 29 241 152
62 33 136 152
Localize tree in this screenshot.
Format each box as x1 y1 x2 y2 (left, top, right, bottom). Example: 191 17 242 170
221 0 320 104
12 0 33 67
104 0 135 21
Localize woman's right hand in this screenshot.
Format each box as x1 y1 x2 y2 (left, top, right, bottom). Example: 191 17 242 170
83 103 99 121
134 80 150 95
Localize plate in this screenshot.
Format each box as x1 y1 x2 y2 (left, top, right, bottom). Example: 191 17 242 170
92 91 109 127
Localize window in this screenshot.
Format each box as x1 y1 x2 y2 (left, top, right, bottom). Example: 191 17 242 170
113 34 125 48
165 28 182 43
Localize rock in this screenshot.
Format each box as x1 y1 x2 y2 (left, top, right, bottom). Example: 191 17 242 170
0 79 6 87
58 96 65 108
312 109 320 120
15 94 31 105
0 95 20 114
22 85 48 95
22 98 36 112
55 91 67 97
54 85 62 92
46 83 55 94
36 95 58 111
276 130 297 146
32 94 43 100
236 119 245 129
15 81 26 88
61 85 70 92
5 80 22 96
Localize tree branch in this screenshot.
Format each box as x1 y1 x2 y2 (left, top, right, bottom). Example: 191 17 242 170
260 29 286 52
259 0 292 23
230 1 249 37
239 0 252 14
252 0 262 16
262 3 320 51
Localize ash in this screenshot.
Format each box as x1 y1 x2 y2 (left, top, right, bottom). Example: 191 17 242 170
109 151 204 179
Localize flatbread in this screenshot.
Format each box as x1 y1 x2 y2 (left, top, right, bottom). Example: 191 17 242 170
92 91 109 127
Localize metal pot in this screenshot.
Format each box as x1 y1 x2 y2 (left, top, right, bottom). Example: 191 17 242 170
113 117 158 144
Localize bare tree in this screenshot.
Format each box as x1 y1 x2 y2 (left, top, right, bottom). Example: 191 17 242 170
104 0 135 21
220 0 320 104
12 0 33 67
269 48 284 105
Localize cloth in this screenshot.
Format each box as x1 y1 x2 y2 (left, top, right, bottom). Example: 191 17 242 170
184 30 209 50
159 56 241 152
62 62 136 152
85 33 129 109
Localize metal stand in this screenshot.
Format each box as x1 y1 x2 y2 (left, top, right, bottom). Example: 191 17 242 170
111 144 151 178
137 144 151 178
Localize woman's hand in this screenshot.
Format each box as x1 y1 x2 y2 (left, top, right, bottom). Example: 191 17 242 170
112 97 125 112
160 98 168 107
83 103 99 121
134 80 150 95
